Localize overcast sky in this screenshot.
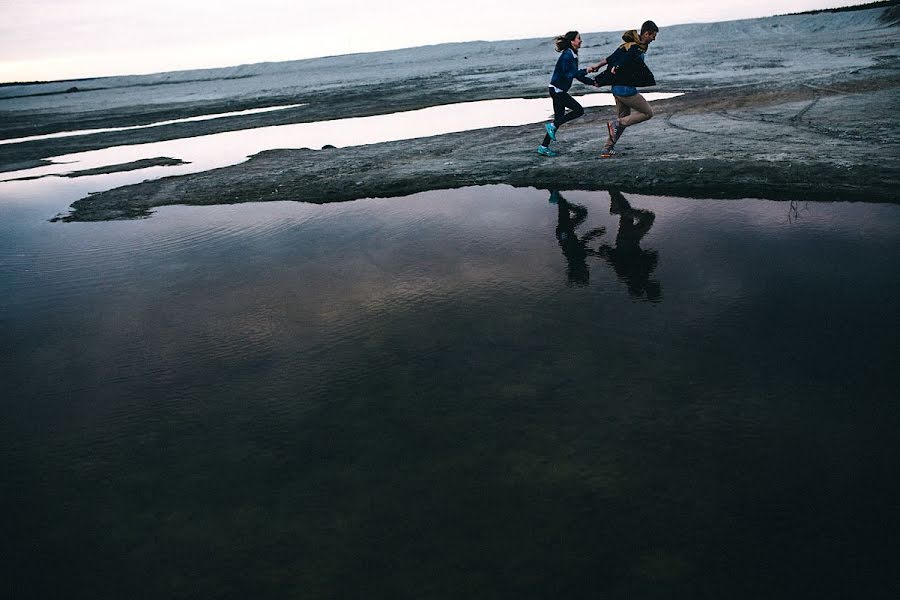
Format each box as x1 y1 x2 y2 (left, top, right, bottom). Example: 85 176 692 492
0 0 875 82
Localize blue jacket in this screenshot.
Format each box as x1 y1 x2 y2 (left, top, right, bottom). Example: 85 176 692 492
549 48 594 92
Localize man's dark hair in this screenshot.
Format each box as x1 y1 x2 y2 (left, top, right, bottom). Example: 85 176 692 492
641 20 659 34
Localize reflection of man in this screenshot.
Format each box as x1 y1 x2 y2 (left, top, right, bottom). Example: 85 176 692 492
550 190 605 285
597 190 661 301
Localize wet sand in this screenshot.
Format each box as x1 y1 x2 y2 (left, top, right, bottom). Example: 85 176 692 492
3 6 899 221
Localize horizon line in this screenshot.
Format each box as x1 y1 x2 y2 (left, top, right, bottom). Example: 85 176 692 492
1 1 889 86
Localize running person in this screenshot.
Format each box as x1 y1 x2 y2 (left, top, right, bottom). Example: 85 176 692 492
537 31 596 157
589 20 659 158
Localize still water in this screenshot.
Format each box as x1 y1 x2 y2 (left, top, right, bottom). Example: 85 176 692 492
2 186 899 598
2 92 680 183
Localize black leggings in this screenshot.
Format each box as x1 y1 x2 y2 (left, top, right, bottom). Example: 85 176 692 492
542 89 584 146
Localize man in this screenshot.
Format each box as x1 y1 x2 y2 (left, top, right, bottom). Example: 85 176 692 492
588 20 659 158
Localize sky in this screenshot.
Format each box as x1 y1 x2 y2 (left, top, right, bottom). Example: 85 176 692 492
0 0 877 83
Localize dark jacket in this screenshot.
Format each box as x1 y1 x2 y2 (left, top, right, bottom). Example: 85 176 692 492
549 48 595 92
598 45 656 88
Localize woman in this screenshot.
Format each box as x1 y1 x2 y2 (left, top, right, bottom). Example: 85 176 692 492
537 31 596 157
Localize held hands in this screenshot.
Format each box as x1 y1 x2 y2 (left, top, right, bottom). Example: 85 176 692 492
587 59 609 74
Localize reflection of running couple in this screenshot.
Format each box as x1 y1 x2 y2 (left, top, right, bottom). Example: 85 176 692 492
551 190 661 301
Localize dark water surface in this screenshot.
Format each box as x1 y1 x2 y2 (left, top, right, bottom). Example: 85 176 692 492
2 186 899 598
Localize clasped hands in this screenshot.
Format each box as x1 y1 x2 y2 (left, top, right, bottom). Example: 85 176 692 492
587 63 616 87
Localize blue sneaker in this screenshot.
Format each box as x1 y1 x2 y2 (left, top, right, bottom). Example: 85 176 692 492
537 145 558 157
545 122 557 141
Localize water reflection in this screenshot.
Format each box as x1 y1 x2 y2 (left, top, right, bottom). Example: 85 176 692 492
3 186 899 599
788 199 810 223
598 190 662 302
550 190 605 285
550 189 661 300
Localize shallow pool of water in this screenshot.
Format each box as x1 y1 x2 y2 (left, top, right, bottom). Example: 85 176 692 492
2 186 898 598
2 92 680 184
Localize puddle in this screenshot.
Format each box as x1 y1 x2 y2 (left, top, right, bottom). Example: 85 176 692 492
3 184 898 598
1 92 681 188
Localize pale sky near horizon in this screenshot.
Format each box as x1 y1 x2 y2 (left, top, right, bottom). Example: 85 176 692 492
0 0 876 82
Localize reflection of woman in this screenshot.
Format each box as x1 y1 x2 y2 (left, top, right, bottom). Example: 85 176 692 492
550 190 605 285
597 190 661 301
537 32 597 157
